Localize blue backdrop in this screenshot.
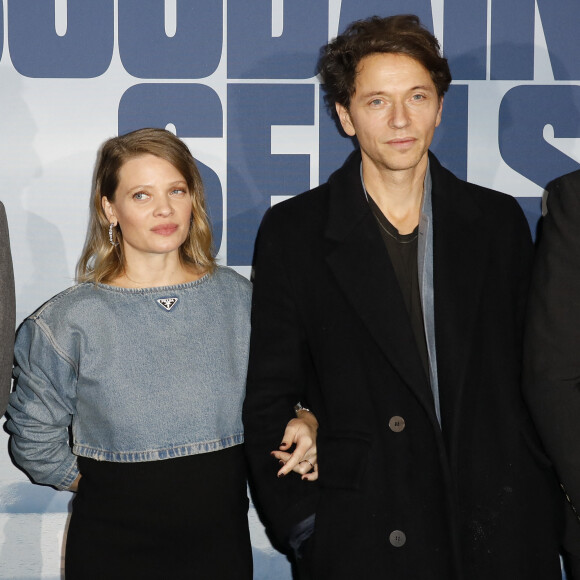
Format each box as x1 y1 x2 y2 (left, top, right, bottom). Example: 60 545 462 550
0 1 577 577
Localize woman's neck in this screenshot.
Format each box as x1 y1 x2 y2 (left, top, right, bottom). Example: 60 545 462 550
110 256 204 289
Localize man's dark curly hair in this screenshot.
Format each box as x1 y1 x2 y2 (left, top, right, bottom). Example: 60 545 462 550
318 14 452 120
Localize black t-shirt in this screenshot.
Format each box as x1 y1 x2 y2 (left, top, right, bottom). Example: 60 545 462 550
367 195 430 381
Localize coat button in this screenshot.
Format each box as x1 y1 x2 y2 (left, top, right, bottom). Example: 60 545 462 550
388 416 405 432
389 530 406 547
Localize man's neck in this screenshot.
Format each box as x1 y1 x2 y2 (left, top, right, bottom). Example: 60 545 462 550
361 159 427 235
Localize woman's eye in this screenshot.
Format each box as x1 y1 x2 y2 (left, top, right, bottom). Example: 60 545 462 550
133 192 149 200
171 189 187 196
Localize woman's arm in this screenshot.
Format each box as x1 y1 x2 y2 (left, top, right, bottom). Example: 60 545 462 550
7 319 80 490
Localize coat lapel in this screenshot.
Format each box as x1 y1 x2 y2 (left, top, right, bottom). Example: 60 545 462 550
323 152 439 425
430 155 487 442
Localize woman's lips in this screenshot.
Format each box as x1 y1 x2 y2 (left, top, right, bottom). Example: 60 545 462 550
151 224 178 236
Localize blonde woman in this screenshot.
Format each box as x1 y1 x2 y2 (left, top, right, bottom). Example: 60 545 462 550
7 128 316 579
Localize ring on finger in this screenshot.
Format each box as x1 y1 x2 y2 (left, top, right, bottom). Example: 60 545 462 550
300 459 314 471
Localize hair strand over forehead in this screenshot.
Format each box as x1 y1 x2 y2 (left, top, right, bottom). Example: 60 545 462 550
318 14 452 119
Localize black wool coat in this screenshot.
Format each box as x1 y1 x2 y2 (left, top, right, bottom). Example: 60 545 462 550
243 151 563 579
524 169 580 579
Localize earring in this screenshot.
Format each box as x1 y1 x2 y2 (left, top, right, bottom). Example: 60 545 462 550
108 222 118 246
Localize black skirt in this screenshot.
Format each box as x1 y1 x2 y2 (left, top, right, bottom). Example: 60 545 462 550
65 445 252 580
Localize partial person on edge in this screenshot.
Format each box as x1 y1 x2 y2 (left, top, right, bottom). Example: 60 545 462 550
524 169 580 579
0 201 15 416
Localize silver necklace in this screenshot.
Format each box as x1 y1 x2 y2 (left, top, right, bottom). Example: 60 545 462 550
360 162 418 244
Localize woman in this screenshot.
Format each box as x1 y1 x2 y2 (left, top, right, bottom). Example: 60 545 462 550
7 128 316 579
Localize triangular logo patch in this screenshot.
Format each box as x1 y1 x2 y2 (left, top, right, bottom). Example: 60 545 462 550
157 297 178 311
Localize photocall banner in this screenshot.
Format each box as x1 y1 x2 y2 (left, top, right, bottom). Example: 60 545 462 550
0 1 577 578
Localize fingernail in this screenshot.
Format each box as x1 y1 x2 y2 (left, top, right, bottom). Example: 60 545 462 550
278 460 284 465
277 472 285 478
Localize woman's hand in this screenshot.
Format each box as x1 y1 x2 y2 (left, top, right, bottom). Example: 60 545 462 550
68 474 82 492
271 410 319 481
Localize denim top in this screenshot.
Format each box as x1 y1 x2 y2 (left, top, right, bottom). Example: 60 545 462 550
7 266 252 490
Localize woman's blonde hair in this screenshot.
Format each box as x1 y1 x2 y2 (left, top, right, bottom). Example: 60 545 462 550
76 128 215 283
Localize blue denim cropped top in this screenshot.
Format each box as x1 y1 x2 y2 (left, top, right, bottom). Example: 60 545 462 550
7 266 251 490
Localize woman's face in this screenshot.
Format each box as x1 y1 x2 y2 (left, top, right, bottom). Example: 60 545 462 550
102 154 192 262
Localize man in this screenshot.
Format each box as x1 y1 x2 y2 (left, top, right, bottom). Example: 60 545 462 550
243 15 563 579
0 201 15 416
524 170 580 579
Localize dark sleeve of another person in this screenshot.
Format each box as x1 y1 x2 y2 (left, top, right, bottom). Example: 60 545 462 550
0 202 15 416
523 171 580 578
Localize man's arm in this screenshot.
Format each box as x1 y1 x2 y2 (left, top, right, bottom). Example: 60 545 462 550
243 209 319 551
523 172 580 576
0 202 15 416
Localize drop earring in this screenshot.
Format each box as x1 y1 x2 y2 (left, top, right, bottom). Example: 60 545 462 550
108 222 118 246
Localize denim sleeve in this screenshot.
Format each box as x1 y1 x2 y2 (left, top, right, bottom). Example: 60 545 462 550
7 319 79 490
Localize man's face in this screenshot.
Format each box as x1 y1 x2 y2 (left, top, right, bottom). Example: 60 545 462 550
336 52 443 177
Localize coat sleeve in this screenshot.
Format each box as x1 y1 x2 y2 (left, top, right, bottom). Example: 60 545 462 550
243 208 319 551
0 202 15 416
7 318 79 490
523 172 580 573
